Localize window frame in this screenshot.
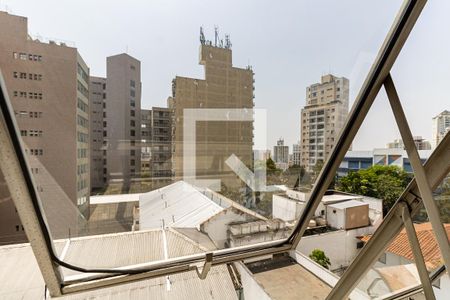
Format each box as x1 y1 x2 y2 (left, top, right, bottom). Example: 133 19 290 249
0 1 438 297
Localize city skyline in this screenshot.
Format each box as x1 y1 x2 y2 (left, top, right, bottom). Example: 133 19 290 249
0 0 449 151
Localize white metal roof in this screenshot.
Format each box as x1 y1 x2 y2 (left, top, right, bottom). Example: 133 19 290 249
0 229 238 300
321 194 363 204
139 181 224 229
90 193 142 204
327 200 368 210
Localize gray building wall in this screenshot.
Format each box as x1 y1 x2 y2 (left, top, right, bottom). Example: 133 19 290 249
105 54 142 187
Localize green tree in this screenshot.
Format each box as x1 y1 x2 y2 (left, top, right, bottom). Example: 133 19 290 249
337 165 410 215
266 157 277 172
309 249 331 269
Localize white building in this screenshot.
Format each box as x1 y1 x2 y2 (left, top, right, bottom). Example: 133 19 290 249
272 189 383 271
432 110 450 148
386 136 431 150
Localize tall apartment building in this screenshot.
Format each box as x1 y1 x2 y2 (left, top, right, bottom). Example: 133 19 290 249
432 110 450 148
386 136 431 150
89 54 142 190
105 54 141 187
300 74 349 171
273 138 289 164
89 76 106 190
0 11 89 244
292 142 301 166
170 33 254 190
141 106 173 184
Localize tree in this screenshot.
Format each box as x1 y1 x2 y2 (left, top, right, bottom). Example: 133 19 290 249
337 165 410 215
309 249 331 269
266 157 277 173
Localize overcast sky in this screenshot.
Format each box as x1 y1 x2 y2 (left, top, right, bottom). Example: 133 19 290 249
2 0 449 151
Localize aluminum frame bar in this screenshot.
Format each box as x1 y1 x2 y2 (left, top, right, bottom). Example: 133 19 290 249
290 0 427 248
0 75 63 296
327 131 450 299
400 202 435 300
385 73 450 272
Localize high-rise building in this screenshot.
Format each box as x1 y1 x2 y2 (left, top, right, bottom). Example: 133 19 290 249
273 138 289 164
140 106 173 182
386 136 431 150
432 110 450 148
89 76 106 190
292 142 301 166
104 54 142 187
170 32 254 189
0 11 90 244
300 74 349 171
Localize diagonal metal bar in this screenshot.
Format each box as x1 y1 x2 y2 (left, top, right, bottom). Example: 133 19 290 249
290 0 427 248
400 202 436 300
384 73 450 272
327 131 450 300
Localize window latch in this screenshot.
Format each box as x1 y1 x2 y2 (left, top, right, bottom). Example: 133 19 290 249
193 252 213 280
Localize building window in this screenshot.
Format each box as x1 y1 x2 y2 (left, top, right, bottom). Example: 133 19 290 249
130 110 135 117
130 130 135 137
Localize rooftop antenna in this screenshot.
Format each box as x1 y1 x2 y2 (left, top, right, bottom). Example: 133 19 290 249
225 34 232 49
200 26 206 45
214 26 219 47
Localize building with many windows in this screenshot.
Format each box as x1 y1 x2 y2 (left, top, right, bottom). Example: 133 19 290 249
432 110 450 148
170 33 254 189
89 76 106 190
0 11 90 244
140 106 173 185
386 136 431 150
300 74 349 171
292 142 301 166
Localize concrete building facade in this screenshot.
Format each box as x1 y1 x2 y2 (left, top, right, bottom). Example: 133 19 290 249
292 142 301 166
0 11 89 244
170 38 254 189
300 74 349 171
386 136 431 150
104 54 142 187
273 138 289 164
432 110 450 148
89 76 106 190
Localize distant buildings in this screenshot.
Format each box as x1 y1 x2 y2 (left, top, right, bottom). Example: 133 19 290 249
300 74 349 171
273 138 289 169
338 148 431 176
170 33 254 189
89 54 142 190
386 136 431 150
0 11 90 243
292 142 301 166
432 110 450 148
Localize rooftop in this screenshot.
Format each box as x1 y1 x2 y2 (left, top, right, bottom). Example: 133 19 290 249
360 222 450 270
0 228 238 299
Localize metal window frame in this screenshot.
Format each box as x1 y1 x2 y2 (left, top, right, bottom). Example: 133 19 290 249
2 0 448 298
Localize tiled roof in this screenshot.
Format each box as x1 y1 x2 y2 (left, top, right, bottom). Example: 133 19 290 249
360 222 450 270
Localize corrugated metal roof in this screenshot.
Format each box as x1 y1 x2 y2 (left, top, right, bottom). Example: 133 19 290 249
0 229 238 300
139 181 224 229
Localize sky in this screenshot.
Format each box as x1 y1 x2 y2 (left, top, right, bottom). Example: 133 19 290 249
1 0 449 151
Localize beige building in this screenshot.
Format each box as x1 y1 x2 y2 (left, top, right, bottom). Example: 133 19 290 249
140 106 173 186
300 74 349 171
89 76 106 190
387 136 431 150
432 110 450 148
170 37 254 190
0 11 89 244
104 54 142 187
